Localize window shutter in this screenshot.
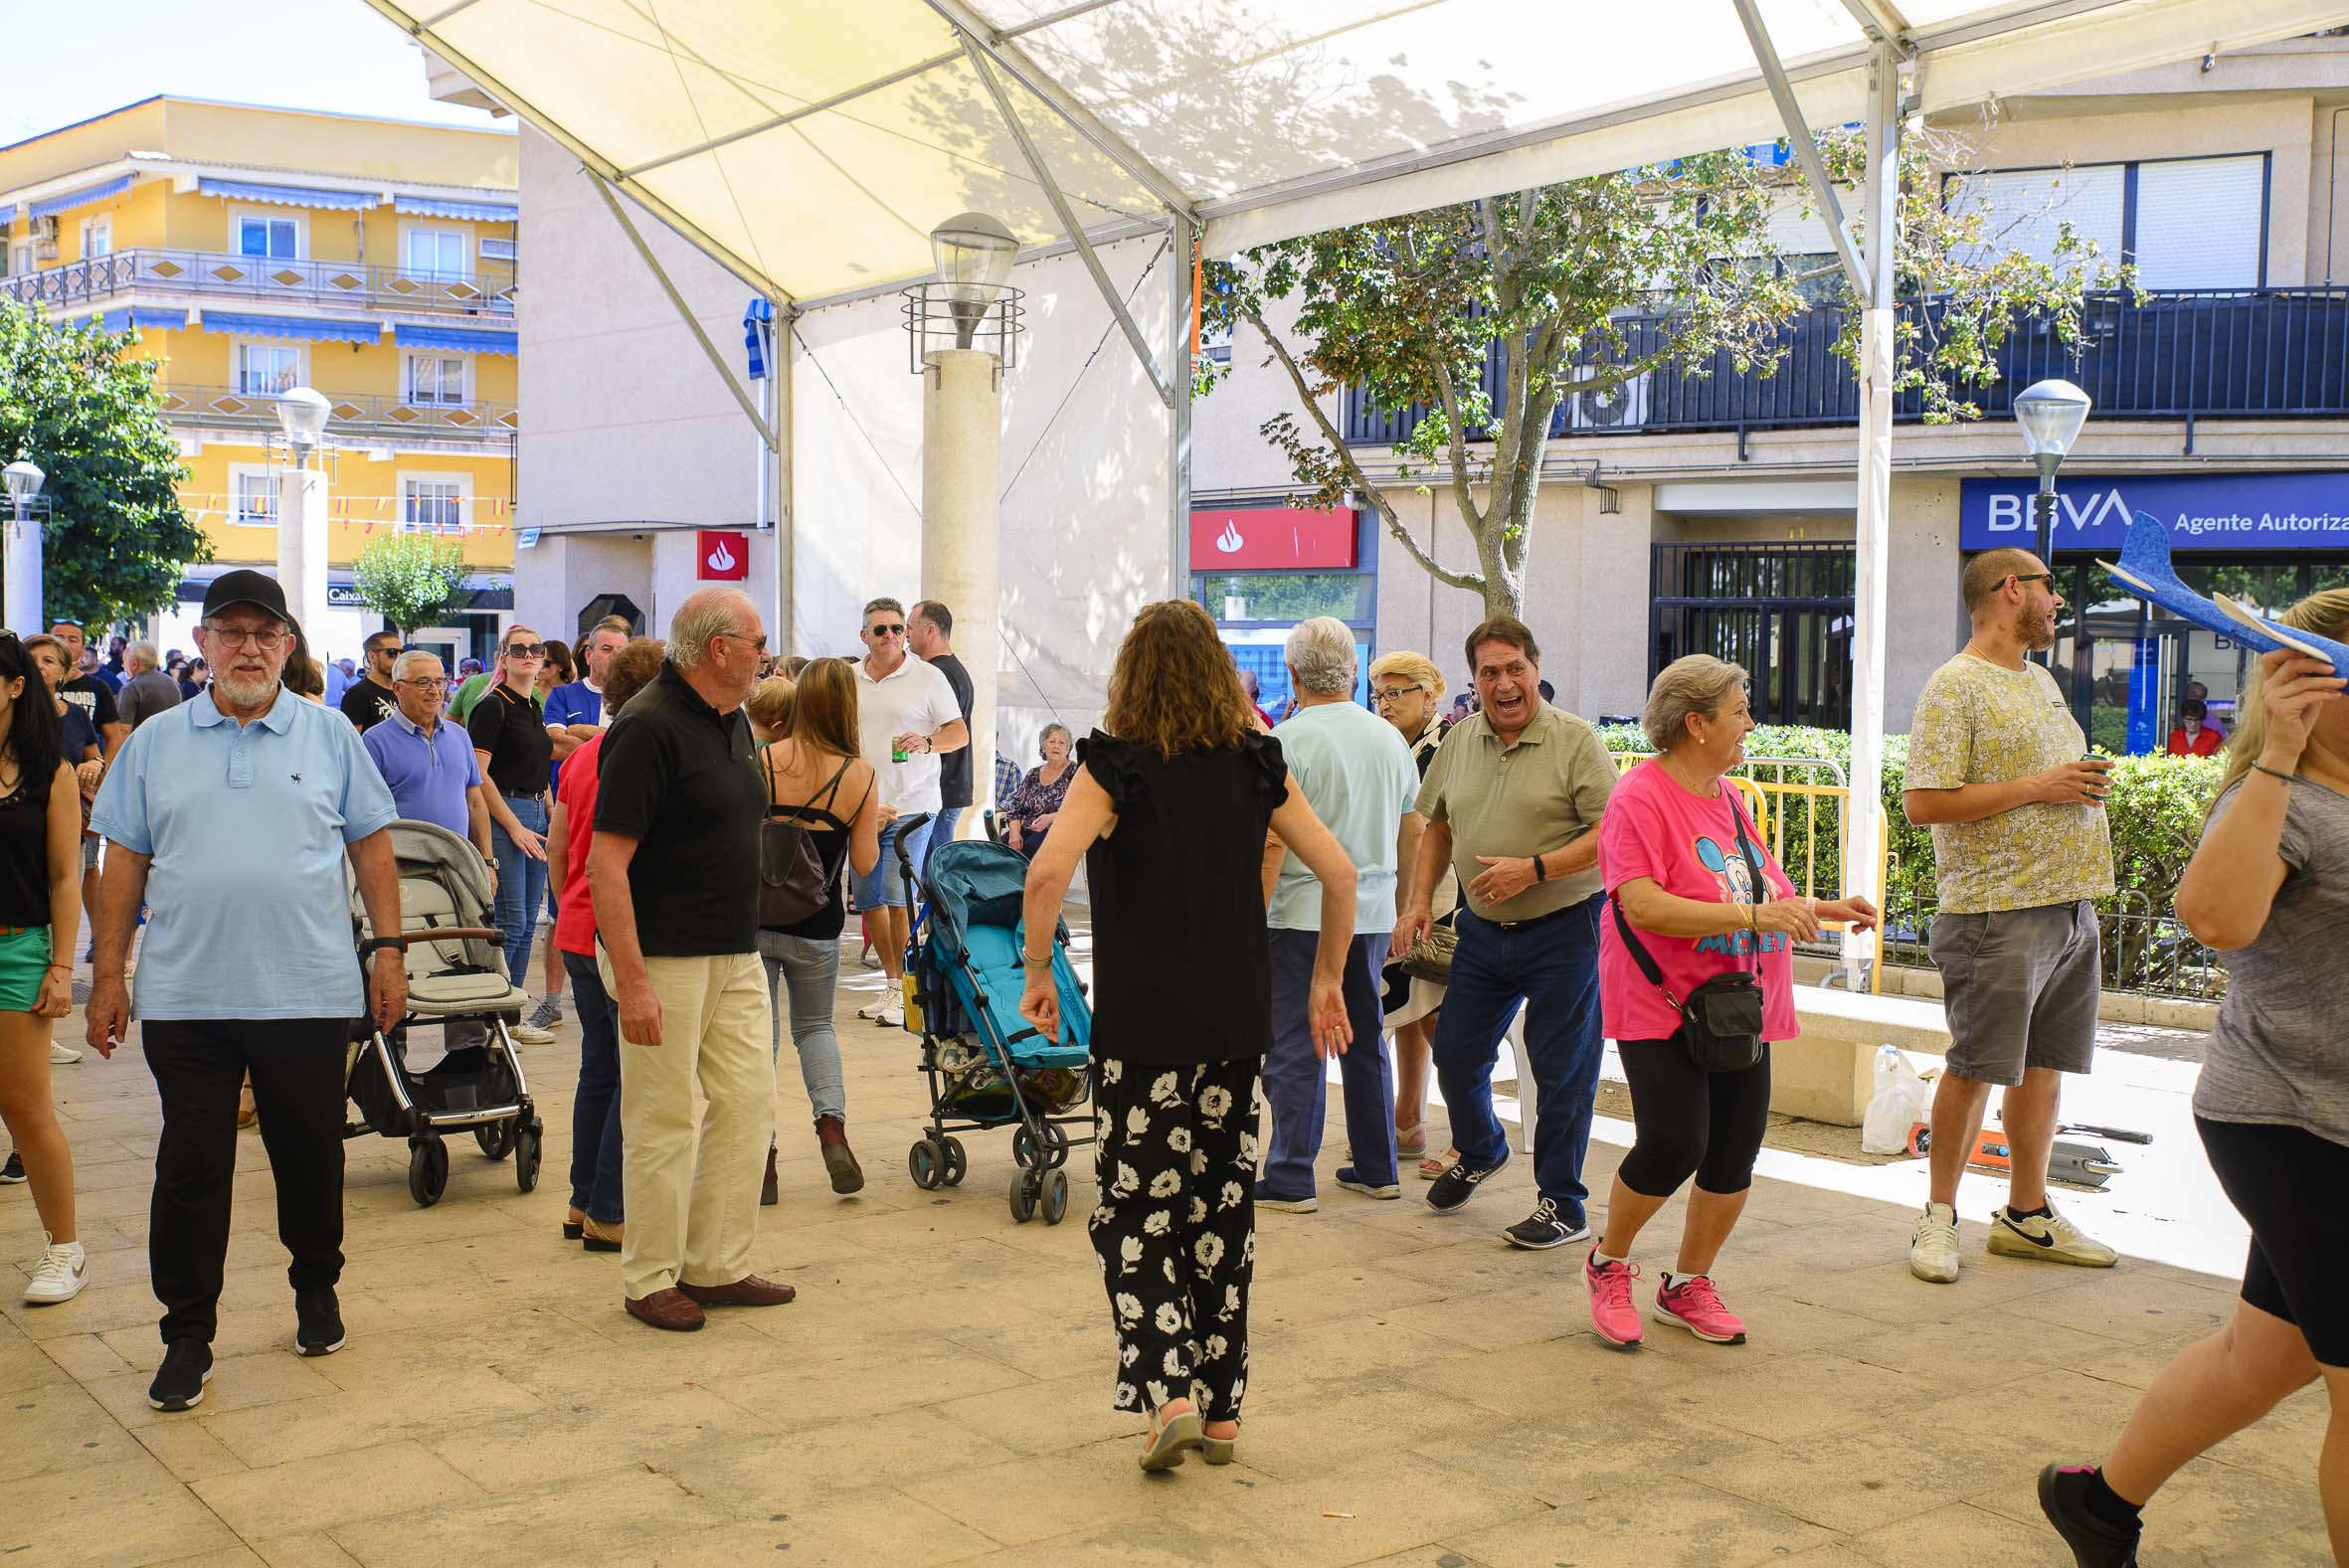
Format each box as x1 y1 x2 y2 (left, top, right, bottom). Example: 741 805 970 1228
2134 155 2264 289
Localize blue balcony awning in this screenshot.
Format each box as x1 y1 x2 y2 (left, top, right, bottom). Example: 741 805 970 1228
196 177 378 212
395 195 518 223
28 174 136 221
99 307 188 334
201 310 382 346
394 323 517 356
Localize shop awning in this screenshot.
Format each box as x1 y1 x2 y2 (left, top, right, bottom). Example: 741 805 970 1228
199 310 382 346
196 177 379 211
393 323 518 355
99 306 188 334
394 194 518 222
27 174 135 221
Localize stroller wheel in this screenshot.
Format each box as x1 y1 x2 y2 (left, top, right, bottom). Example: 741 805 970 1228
474 1121 513 1161
940 1136 968 1187
908 1138 945 1191
408 1137 450 1208
1041 1119 1071 1170
513 1122 542 1194
1007 1169 1038 1224
1039 1168 1069 1226
1010 1125 1038 1171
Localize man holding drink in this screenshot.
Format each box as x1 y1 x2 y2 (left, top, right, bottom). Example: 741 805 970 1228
1900 548 2119 1283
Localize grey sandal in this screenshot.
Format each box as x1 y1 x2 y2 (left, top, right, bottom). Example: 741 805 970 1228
1139 1410 1203 1472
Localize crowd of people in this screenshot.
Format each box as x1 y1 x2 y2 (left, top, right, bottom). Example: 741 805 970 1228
0 546 2340 1561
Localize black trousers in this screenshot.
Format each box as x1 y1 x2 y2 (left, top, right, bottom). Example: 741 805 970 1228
143 1018 350 1344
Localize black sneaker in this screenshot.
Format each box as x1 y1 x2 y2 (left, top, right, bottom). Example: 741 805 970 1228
147 1340 213 1412
294 1287 347 1356
0 1151 24 1184
2037 1464 2142 1567
1502 1196 1590 1250
1425 1150 1508 1213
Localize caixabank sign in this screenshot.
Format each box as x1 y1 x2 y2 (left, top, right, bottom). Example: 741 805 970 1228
1960 473 2349 552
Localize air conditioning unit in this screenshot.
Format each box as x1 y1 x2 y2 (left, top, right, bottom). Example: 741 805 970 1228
1569 370 1652 431
479 237 516 261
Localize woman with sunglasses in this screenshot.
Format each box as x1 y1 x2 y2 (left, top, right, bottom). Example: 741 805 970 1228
468 627 554 1022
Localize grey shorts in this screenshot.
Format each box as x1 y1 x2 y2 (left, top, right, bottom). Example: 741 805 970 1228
1928 900 2101 1087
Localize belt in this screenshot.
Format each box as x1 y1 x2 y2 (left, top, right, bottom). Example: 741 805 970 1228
502 790 544 803
1482 894 1594 933
0 925 32 937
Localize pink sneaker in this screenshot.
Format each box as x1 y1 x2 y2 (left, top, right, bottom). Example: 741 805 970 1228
1585 1252 1643 1349
1653 1274 1747 1344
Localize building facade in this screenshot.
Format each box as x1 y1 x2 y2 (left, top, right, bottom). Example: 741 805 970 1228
0 96 519 665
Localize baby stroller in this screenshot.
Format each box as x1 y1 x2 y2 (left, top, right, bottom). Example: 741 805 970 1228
344 819 543 1208
893 818 1095 1225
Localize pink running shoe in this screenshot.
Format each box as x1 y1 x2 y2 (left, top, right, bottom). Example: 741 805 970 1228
1585 1252 1643 1349
1653 1274 1747 1344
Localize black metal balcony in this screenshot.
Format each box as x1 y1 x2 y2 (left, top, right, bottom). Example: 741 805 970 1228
0 248 516 320
1343 288 2349 445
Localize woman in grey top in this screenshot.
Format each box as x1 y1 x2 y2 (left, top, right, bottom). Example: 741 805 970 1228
2039 597 2349 1568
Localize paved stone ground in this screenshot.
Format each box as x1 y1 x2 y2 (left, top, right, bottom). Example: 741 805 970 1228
1 933 2334 1568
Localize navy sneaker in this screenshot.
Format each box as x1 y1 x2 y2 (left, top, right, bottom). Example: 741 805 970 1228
147 1340 213 1412
1425 1149 1508 1213
1253 1184 1317 1214
0 1151 25 1184
1333 1165 1400 1199
294 1287 347 1357
2037 1464 2141 1567
1502 1196 1590 1250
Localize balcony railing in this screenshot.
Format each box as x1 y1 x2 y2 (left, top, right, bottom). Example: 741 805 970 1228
1344 287 2349 444
0 248 516 320
159 384 518 445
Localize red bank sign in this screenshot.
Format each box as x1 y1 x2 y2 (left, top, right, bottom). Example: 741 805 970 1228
1188 506 1358 572
697 529 749 582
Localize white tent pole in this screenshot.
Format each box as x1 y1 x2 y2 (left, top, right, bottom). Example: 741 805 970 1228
1847 44 1902 980
774 305 797 655
1168 212 1195 599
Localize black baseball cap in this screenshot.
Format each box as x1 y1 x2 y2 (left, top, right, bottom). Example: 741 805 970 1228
200 570 290 622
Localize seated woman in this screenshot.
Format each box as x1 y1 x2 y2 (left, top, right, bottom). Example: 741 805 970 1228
1001 723 1075 858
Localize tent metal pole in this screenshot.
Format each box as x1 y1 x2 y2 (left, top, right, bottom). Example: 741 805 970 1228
774 306 797 654
1837 0 1913 43
1168 212 1195 598
1731 0 1872 304
959 34 1175 407
587 171 778 451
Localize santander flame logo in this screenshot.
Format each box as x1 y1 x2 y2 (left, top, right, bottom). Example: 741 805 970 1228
1214 520 1244 554
707 538 737 573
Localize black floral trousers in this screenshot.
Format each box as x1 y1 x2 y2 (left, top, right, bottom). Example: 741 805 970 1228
1088 1054 1261 1418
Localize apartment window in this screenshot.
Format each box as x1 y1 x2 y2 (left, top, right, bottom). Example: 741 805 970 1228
232 467 279 527
2135 155 2265 289
1946 164 2127 269
406 353 467 406
236 343 302 396
237 216 299 260
403 476 465 534
79 217 111 259
404 229 466 280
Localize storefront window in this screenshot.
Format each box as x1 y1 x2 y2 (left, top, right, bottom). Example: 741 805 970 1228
1196 572 1370 624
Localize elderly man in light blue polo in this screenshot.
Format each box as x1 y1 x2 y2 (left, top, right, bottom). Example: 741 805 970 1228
85 570 408 1417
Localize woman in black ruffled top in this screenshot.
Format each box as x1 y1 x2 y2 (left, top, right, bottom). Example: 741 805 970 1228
1019 600 1357 1474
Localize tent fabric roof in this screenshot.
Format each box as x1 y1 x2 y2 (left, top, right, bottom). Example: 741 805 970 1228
366 0 2349 305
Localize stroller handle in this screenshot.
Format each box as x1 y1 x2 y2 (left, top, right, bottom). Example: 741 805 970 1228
892 813 935 874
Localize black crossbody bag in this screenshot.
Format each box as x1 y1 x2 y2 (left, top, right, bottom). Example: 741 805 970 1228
1609 791 1770 1074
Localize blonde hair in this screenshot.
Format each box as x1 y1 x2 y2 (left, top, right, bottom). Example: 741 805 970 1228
745 674 797 735
1367 650 1445 703
2210 589 2349 813
1642 654 1748 753
789 657 859 762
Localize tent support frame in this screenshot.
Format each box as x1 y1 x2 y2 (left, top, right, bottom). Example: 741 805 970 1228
1732 0 1873 304
1168 212 1196 596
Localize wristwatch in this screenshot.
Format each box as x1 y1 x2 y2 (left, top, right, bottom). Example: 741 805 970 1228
360 936 408 957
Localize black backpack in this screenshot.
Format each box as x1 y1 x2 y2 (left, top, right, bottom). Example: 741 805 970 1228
759 752 859 930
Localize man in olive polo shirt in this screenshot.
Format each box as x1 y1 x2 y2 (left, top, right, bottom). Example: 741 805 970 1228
1393 614 1616 1251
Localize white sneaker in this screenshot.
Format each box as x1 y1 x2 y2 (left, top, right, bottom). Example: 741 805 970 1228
24 1234 88 1305
872 1001 904 1028
49 1041 81 1064
1986 1202 2119 1269
1909 1200 1961 1284
855 995 900 1022
507 1021 557 1046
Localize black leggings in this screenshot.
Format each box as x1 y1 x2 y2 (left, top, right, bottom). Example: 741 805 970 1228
1615 1039 1772 1198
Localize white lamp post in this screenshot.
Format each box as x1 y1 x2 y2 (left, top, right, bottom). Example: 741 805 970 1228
1 460 46 635
273 388 332 644
2013 378 2092 563
931 212 1018 350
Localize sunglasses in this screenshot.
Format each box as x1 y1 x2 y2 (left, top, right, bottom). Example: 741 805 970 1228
867 623 904 637
2008 573 2058 592
503 642 547 657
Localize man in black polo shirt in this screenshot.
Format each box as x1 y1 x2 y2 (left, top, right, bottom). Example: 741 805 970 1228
340 630 401 732
588 588 788 1332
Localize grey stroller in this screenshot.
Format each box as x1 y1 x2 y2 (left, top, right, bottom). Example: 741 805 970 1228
344 820 544 1207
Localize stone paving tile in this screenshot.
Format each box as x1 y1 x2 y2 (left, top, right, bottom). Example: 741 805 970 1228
1441 1475 1835 1568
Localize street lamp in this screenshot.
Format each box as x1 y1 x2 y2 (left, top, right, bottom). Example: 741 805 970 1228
274 387 331 454
272 387 333 644
930 212 1018 350
3 460 48 635
2013 378 2092 563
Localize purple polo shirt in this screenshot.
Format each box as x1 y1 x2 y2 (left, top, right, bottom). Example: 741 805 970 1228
362 704 482 836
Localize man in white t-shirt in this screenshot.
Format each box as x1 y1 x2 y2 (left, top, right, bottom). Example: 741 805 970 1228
851 597 968 1025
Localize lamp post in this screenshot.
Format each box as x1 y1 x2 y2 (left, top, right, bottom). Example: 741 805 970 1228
273 388 332 645
2013 378 2092 564
2 460 46 635
907 214 1022 844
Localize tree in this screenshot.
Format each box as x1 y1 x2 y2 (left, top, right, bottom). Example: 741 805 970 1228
1203 126 2128 619
0 300 209 625
352 532 471 634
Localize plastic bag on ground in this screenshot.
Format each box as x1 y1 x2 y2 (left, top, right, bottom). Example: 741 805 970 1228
1862 1044 1934 1154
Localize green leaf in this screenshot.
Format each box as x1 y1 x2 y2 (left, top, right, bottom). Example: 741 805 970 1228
351 532 471 633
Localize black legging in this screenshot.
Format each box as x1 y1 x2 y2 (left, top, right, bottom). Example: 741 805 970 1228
1615 1038 1772 1197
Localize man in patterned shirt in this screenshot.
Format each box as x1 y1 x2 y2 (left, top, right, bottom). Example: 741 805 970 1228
1901 547 2119 1282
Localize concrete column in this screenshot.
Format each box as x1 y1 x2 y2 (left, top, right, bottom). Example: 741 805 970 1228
5 505 43 635
277 462 330 642
922 348 1001 840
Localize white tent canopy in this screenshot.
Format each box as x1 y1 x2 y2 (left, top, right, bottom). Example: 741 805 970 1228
367 0 2349 306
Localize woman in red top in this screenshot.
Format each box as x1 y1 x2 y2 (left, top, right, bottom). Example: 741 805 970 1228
2167 698 2224 757
546 637 663 1252
1590 656 1877 1350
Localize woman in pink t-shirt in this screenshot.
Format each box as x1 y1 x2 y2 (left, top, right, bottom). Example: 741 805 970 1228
1588 656 1878 1351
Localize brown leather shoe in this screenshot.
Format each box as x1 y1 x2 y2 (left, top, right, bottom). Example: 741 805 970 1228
676 1275 797 1307
624 1288 706 1331
814 1115 864 1195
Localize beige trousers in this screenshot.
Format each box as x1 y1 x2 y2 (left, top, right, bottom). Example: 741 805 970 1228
601 950 775 1302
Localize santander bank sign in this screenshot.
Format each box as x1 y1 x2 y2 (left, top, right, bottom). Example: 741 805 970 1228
1186 505 1358 572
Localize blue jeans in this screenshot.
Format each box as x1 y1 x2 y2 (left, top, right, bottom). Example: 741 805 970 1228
491 793 549 990
757 930 845 1122
1261 931 1394 1197
850 816 934 910
1431 897 1605 1227
931 805 962 851
561 950 624 1224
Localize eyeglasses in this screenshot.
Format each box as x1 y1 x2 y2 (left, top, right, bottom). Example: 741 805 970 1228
204 623 288 651
1372 684 1425 706
397 677 449 691
503 642 546 658
867 623 903 637
721 629 769 653
2008 573 2059 592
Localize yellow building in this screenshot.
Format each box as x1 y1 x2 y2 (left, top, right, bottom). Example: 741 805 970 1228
0 95 519 666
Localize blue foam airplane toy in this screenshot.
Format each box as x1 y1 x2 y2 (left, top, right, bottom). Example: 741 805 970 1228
2097 510 2349 674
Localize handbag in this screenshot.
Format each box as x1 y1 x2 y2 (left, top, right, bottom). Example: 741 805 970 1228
1396 908 1458 983
1608 791 1771 1074
759 754 853 930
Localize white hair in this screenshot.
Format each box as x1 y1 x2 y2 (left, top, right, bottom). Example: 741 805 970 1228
391 649 445 681
126 641 160 672
669 589 755 671
1284 615 1357 697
